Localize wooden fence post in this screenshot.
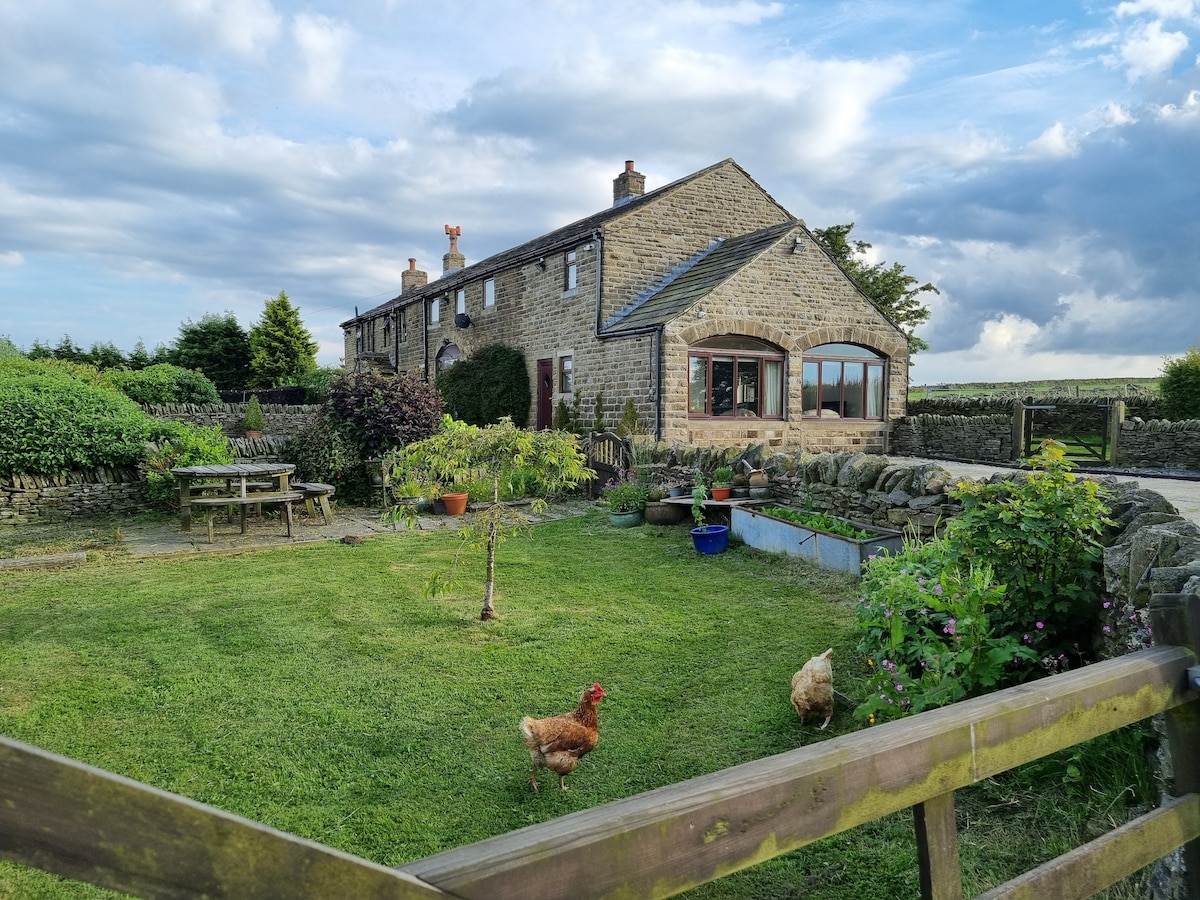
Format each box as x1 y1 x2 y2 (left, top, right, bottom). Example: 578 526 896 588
1011 402 1026 461
1149 593 1200 899
1108 400 1125 467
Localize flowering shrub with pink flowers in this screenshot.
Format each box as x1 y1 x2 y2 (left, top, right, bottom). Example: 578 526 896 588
853 442 1115 724
853 536 1039 723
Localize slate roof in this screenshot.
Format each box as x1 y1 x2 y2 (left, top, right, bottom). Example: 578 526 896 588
341 158 792 328
599 220 799 334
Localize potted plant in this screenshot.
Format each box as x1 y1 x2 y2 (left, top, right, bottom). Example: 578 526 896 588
644 486 685 526
603 477 650 527
710 465 734 501
748 468 771 500
242 394 265 439
689 485 729 554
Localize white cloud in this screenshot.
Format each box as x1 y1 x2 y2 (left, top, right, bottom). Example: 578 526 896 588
1095 101 1139 125
292 13 354 102
0 251 23 266
1113 19 1190 79
1114 0 1198 21
171 0 283 59
1025 122 1080 157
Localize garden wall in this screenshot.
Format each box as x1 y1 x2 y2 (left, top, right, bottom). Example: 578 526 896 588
142 403 319 440
1116 419 1200 470
0 467 145 526
889 414 1013 462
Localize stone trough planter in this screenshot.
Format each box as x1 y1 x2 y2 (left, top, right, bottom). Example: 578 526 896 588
730 506 904 576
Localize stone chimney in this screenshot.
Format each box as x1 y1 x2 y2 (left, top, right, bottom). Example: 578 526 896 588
613 160 645 207
443 224 465 273
401 257 427 293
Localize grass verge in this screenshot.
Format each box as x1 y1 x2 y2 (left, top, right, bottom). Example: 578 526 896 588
0 510 1158 898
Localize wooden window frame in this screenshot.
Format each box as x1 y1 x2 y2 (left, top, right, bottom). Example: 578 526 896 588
559 355 573 393
687 348 785 420
802 346 887 421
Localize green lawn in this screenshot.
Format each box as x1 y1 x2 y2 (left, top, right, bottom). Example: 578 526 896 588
0 511 1155 898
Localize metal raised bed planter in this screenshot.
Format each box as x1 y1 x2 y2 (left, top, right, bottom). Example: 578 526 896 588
730 506 904 576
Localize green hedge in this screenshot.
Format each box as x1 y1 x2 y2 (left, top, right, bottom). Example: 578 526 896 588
104 364 220 405
0 370 155 475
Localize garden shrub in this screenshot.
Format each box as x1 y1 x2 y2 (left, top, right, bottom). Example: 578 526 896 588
945 441 1112 657
325 371 444 460
1160 344 1200 421
142 422 235 508
436 343 530 427
285 414 373 503
0 363 155 475
853 442 1110 723
104 363 220 405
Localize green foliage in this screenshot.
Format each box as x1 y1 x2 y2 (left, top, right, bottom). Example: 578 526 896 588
0 360 154 475
436 343 531 426
946 441 1112 655
325 371 444 459
142 422 235 508
104 363 220 405
814 223 938 355
0 336 21 359
296 366 342 404
853 538 1038 723
616 397 640 437
1159 344 1200 421
285 414 371 502
711 465 734 487
601 473 650 513
248 290 318 388
853 442 1111 723
761 506 873 540
242 394 266 432
692 484 708 527
168 312 251 390
385 416 592 618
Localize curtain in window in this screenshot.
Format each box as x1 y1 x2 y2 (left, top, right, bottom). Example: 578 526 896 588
764 360 783 416
867 365 884 417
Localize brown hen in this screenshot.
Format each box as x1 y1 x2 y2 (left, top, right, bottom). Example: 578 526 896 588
791 648 834 729
520 682 606 791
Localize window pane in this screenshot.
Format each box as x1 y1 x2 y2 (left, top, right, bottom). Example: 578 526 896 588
430 297 440 323
689 356 709 414
736 359 759 416
565 251 578 290
821 362 844 417
764 359 782 416
807 343 882 359
867 364 884 417
456 289 466 315
843 362 865 419
559 356 573 393
710 356 736 416
802 361 819 415
484 279 495 307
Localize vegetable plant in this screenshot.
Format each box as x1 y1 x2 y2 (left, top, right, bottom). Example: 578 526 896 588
761 506 873 540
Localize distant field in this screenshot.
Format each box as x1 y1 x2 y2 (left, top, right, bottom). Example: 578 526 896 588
910 377 1160 400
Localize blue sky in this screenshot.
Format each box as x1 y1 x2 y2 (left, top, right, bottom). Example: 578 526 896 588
1 0 1198 385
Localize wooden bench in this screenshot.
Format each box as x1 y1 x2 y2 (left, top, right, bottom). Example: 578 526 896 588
189 491 304 544
292 482 336 525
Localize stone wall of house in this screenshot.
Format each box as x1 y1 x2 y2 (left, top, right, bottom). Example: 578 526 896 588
1116 419 1200 470
889 414 1014 462
143 404 319 439
0 467 145 526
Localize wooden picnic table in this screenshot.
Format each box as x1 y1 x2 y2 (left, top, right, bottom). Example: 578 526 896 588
171 462 297 534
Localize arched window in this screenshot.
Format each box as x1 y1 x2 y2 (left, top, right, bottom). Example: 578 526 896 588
436 342 463 372
688 336 784 419
802 343 886 420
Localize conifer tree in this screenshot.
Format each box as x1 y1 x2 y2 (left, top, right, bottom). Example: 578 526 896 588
248 290 318 388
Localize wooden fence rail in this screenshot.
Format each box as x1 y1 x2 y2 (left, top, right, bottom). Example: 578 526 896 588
2 595 1198 899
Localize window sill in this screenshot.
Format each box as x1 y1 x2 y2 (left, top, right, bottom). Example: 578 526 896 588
561 288 578 300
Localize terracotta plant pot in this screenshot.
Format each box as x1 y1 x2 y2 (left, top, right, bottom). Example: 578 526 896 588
710 486 732 501
441 491 469 516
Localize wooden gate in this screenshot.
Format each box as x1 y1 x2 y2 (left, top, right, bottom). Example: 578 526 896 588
586 430 631 498
1022 400 1112 462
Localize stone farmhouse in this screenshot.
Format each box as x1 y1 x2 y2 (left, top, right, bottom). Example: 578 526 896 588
340 159 909 453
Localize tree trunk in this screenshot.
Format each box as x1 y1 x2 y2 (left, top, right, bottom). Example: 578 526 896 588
480 479 500 621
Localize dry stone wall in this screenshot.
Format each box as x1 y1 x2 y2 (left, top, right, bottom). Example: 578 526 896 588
0 467 144 526
889 414 1013 462
142 403 319 439
1116 419 1200 470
